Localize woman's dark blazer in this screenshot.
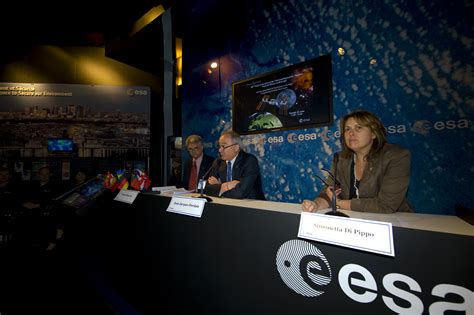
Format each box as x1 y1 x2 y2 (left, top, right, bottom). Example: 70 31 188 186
319 143 414 213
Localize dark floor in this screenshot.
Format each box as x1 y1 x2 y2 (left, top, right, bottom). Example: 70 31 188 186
0 245 119 315
0 193 145 315
0 217 142 315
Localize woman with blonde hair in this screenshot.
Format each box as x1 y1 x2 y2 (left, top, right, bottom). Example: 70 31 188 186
302 110 414 213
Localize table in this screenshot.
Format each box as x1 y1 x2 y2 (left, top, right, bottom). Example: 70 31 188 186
108 193 474 314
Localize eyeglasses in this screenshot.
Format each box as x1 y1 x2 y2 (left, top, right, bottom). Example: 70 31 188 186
217 143 238 150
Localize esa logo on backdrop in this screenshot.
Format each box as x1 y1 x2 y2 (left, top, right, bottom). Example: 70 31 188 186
126 88 148 96
275 240 473 314
282 119 470 143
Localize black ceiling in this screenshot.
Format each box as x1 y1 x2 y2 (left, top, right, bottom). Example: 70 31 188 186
0 0 253 64
0 1 178 50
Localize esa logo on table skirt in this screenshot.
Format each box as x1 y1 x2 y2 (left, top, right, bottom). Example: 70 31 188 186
276 239 332 297
275 240 473 314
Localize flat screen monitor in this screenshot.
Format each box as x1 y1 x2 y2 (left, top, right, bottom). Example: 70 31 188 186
232 53 333 135
59 175 105 211
48 138 74 152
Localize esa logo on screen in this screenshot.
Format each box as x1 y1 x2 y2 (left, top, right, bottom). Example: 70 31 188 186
276 240 472 314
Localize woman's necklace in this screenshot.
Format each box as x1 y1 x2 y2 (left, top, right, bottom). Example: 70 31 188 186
354 156 367 180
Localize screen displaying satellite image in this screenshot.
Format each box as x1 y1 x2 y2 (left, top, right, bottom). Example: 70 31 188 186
233 54 332 135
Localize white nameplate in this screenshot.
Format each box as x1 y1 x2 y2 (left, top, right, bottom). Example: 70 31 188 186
114 189 140 204
152 185 177 192
166 196 206 218
298 212 395 257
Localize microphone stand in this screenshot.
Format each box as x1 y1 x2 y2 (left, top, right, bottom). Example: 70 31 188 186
196 179 213 202
192 159 219 203
324 153 349 217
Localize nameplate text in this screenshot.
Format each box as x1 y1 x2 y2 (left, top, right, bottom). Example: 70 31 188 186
298 212 395 256
166 196 206 218
114 189 140 204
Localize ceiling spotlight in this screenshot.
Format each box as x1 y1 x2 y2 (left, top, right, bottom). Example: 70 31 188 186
369 58 377 65
210 62 218 69
207 69 212 74
337 48 345 56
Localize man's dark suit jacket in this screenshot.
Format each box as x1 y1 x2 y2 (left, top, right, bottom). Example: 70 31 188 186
204 151 265 200
182 154 215 190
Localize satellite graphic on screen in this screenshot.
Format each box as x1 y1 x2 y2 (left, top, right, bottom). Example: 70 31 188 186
233 54 332 135
248 67 313 131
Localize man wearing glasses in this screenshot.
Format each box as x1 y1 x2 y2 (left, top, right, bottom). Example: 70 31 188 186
183 135 215 191
204 131 265 200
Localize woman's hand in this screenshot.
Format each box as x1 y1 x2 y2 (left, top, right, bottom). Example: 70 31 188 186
302 200 317 212
325 186 342 201
325 186 351 210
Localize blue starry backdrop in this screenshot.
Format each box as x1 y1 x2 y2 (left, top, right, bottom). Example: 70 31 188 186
181 0 473 214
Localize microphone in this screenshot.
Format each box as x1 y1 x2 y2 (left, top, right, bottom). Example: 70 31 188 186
200 158 220 182
194 157 221 202
321 153 349 217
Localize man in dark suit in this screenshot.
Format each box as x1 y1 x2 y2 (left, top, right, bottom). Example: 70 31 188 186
19 166 63 251
0 165 19 212
182 135 215 191
204 131 265 200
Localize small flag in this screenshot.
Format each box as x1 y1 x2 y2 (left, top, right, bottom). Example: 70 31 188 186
116 169 126 180
117 177 129 190
104 171 118 191
131 169 151 192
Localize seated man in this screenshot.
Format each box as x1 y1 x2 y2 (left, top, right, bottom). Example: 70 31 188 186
204 131 265 200
20 166 63 251
22 166 61 210
0 166 20 212
1 166 21 246
182 135 215 191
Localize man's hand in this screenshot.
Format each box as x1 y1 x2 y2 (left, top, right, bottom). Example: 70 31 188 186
207 176 221 185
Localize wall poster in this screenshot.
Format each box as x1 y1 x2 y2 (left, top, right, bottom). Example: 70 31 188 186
0 82 151 160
